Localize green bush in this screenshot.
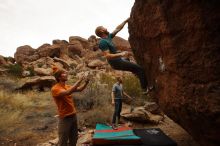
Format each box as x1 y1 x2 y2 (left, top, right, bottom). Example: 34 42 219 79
74 79 113 127
37 63 43 68
26 66 35 76
7 64 23 77
123 75 142 97
99 73 115 89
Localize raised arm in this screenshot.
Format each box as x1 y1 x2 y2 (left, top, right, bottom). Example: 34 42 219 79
75 78 90 92
111 18 129 37
54 77 84 97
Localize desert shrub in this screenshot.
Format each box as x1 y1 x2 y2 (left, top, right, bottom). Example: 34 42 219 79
37 63 43 68
123 75 142 98
7 64 23 77
99 73 142 97
99 73 115 89
78 106 113 127
26 66 35 76
74 81 111 111
72 78 113 127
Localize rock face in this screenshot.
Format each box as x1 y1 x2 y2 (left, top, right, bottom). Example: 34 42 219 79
121 102 164 124
0 55 7 66
17 76 56 91
112 36 131 52
14 45 36 64
129 1 220 146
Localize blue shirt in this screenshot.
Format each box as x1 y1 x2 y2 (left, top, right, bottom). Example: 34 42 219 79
99 33 118 54
112 83 123 99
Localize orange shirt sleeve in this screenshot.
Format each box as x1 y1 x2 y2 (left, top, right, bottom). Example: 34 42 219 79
51 86 65 98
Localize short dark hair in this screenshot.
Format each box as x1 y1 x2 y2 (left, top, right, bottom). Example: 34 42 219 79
95 26 103 37
53 70 65 82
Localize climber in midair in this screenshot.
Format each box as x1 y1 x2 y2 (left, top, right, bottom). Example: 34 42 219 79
95 18 152 94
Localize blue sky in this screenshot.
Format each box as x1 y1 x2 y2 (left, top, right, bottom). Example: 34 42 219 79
0 0 134 57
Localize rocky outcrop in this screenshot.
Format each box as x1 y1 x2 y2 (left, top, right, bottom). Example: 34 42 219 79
129 1 220 146
37 43 60 58
87 59 106 69
88 35 99 51
13 35 132 69
121 102 164 124
0 55 7 66
17 76 56 91
113 36 131 52
14 45 37 64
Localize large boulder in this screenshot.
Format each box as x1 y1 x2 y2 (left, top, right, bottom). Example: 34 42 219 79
34 68 52 76
87 59 106 69
53 57 70 70
68 36 90 58
129 1 220 146
88 35 99 51
121 105 164 124
14 45 36 64
69 36 90 50
67 43 83 57
17 76 56 91
37 43 60 58
52 39 69 59
112 36 131 52
28 57 54 69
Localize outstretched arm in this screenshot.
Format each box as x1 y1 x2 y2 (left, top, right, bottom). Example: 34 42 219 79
102 50 129 60
54 77 84 97
75 79 90 92
111 18 129 37
123 91 133 100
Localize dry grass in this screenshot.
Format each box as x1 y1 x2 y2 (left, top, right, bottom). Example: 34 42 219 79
74 79 113 127
0 85 57 146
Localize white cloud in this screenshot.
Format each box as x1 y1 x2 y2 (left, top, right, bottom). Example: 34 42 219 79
0 0 134 57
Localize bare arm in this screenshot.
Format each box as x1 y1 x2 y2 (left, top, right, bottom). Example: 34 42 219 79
102 50 128 60
75 79 89 92
56 78 84 97
111 92 115 105
123 91 133 99
111 18 129 37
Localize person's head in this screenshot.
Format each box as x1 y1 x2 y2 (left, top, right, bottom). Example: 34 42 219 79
115 76 123 84
95 26 109 37
52 66 68 82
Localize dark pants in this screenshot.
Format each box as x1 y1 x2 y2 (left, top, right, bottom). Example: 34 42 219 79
112 99 122 124
109 58 148 89
58 114 78 146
